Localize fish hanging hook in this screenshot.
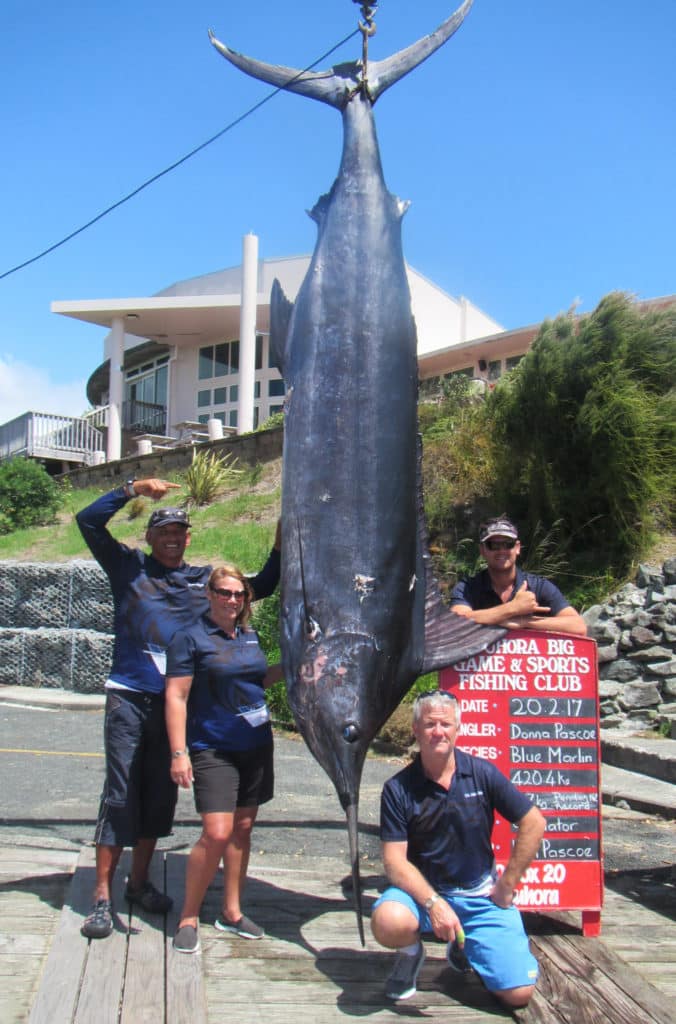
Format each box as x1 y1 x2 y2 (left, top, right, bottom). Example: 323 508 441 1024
351 0 379 85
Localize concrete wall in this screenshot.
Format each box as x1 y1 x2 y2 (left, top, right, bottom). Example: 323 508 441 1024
61 424 283 491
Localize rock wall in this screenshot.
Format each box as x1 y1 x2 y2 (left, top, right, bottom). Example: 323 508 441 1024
0 561 113 693
583 559 676 732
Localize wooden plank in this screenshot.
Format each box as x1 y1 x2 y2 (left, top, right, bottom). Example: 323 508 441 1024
119 854 166 1024
27 845 94 1024
543 933 676 1024
73 849 130 1024
165 851 208 1024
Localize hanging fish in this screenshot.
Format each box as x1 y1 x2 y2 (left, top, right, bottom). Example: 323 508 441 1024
209 0 502 944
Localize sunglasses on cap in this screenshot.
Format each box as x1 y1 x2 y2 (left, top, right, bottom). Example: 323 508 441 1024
414 689 458 704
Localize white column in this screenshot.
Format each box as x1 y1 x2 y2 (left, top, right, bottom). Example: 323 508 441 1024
238 232 258 434
107 316 124 461
459 296 468 344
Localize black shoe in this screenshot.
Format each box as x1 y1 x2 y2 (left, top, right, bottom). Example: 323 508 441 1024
447 939 472 973
82 899 113 939
124 879 173 913
385 943 425 1000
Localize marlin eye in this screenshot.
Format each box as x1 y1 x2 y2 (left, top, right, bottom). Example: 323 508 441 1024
342 723 359 743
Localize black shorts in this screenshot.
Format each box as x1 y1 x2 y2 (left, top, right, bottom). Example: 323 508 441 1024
95 688 177 847
191 743 274 814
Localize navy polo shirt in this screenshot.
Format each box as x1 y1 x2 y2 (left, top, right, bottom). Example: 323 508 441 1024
166 614 271 752
451 567 569 617
380 750 533 891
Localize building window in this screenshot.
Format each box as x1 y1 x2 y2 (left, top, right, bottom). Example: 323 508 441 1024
253 381 260 399
269 404 284 415
229 385 239 402
255 335 263 371
197 389 211 408
214 387 227 405
199 341 240 378
505 355 523 372
124 356 169 432
199 346 214 380
268 379 285 397
229 409 238 428
488 360 501 381
198 414 209 425
215 343 229 377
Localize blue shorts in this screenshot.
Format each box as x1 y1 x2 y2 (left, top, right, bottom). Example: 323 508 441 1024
373 887 539 992
95 689 177 847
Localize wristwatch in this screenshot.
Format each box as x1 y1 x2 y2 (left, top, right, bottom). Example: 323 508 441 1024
424 893 440 910
171 749 188 758
124 477 136 498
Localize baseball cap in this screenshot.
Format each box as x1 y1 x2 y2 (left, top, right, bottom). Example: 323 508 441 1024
479 517 519 543
146 507 191 530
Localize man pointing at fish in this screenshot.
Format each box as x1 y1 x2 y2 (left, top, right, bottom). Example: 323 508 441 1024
450 516 587 636
76 477 280 940
371 689 545 1009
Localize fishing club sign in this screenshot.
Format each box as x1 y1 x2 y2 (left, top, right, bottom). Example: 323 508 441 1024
441 631 603 936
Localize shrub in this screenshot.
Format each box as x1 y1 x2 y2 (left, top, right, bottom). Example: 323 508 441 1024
255 411 284 433
0 458 63 532
183 450 242 507
487 293 676 571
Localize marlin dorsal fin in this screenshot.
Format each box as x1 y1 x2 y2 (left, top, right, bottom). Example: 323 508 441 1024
269 278 294 377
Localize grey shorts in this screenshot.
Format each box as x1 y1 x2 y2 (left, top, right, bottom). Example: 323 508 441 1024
191 743 274 814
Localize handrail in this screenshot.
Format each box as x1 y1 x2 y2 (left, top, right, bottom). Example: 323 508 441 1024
0 411 104 462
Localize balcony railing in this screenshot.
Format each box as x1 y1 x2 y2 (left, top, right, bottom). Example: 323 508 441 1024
123 400 167 435
0 412 105 465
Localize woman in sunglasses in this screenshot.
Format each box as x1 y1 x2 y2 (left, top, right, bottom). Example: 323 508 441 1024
165 563 283 954
450 516 586 636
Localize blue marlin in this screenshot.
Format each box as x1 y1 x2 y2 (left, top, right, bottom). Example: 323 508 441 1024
210 1 502 941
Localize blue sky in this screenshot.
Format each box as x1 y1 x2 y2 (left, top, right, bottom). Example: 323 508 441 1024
1 0 674 420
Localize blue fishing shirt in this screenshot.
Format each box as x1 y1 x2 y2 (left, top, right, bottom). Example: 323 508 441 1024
451 567 569 616
76 487 279 695
166 615 272 752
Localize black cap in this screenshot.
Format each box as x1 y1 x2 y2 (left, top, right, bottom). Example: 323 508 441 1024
146 507 191 530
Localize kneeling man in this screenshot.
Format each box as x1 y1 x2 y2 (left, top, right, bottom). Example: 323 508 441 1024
371 689 545 1010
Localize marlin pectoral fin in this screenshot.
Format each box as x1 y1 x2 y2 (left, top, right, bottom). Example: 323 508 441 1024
270 278 293 376
421 587 504 673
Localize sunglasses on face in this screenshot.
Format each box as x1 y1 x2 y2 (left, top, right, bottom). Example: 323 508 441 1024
484 539 517 551
210 587 247 600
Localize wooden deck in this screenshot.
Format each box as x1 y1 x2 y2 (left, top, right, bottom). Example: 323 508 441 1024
14 846 675 1024
27 848 206 1024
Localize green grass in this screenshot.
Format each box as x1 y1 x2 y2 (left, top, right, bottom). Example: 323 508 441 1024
0 472 280 568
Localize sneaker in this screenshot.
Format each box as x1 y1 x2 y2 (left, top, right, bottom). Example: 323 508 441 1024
82 899 113 939
385 943 425 1000
173 924 200 955
214 913 265 939
124 879 173 914
446 939 472 974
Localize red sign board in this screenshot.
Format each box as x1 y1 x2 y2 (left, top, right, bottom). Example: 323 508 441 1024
440 630 603 936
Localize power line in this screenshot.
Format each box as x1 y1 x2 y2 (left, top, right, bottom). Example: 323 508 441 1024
0 28 359 283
